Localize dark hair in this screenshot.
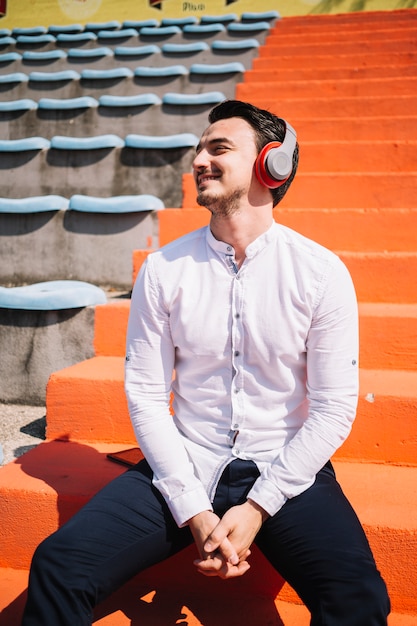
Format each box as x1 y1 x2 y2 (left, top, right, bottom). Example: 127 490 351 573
208 99 299 207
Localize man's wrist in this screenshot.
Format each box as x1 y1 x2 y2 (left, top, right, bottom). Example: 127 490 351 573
247 498 269 523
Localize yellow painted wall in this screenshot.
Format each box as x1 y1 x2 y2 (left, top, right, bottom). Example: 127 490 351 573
0 0 413 29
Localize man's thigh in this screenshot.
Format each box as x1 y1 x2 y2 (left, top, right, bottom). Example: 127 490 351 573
255 464 387 618
46 459 192 599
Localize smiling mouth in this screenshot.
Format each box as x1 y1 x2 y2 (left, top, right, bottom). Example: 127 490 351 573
198 174 220 187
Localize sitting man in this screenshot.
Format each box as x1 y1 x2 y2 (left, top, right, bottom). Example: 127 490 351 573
22 100 390 625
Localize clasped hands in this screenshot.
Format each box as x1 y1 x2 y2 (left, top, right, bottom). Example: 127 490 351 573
188 499 268 580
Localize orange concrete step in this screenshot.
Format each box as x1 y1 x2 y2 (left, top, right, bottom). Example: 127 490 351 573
182 171 417 210
340 251 417 303
45 356 135 445
256 38 417 57
93 295 417 372
267 25 417 45
1 568 415 626
274 9 417 28
358 304 417 372
246 95 417 119
246 63 417 82
44 357 417 465
158 207 417 253
0 443 415 615
291 117 417 142
295 140 417 173
254 51 417 71
238 76 417 100
337 369 417 466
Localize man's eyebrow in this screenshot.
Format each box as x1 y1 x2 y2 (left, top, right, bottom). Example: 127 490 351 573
196 136 236 154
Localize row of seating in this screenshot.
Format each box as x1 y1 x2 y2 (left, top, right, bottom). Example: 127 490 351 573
0 39 259 67
0 62 244 84
0 20 274 47
0 193 165 213
0 11 279 36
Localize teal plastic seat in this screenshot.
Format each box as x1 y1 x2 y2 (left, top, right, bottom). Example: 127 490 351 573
16 34 56 44
85 20 121 31
50 135 124 150
211 38 259 51
161 42 209 54
114 45 160 57
48 24 84 34
98 93 161 107
69 194 164 213
227 21 271 33
0 37 16 46
29 70 80 82
161 17 198 26
0 52 22 62
162 91 225 106
0 98 37 112
123 20 159 29
0 280 107 310
241 10 280 21
200 14 237 24
190 62 245 75
0 72 28 84
140 26 181 36
125 133 198 149
0 195 68 213
80 67 133 80
134 65 188 78
183 24 226 34
0 137 50 151
38 96 99 110
67 47 113 59
12 26 47 36
22 49 67 61
56 32 97 43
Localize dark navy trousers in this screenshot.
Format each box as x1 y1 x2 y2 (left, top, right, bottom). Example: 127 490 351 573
22 458 390 625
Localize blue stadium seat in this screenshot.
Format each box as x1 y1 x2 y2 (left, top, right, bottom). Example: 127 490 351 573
161 17 198 27
0 137 50 151
16 34 56 45
140 26 181 37
0 51 22 63
13 26 47 36
50 134 124 150
0 280 107 310
80 67 133 80
22 49 67 62
69 193 165 213
29 69 80 82
38 96 98 110
183 24 226 35
190 62 245 75
85 20 121 32
48 24 84 35
67 47 113 60
98 93 161 107
0 195 68 212
0 98 37 112
114 45 160 58
241 10 280 21
56 32 97 43
97 28 138 40
123 20 159 29
161 42 209 55
0 72 28 84
200 14 238 24
227 21 271 34
134 65 188 77
162 91 225 106
211 38 260 51
0 37 16 46
125 133 198 149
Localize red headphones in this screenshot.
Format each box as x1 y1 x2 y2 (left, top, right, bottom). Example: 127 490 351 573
254 121 297 189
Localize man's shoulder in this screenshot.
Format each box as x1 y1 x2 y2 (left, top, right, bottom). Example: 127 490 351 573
275 222 338 263
150 226 208 262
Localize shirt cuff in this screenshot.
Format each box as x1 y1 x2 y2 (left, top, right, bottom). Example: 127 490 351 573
153 478 213 528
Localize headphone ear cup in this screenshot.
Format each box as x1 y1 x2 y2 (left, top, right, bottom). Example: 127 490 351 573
255 141 290 189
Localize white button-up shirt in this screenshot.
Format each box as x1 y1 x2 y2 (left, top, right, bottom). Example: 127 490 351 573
125 222 359 527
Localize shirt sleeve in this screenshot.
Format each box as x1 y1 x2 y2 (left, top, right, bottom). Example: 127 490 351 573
124 256 212 527
247 256 359 517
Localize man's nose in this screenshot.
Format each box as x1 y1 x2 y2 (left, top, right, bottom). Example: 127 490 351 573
193 149 209 171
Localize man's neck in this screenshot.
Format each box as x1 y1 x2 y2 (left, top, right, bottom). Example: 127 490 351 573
209 206 274 266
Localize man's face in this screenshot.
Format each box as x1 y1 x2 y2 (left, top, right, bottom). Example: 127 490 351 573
192 117 259 217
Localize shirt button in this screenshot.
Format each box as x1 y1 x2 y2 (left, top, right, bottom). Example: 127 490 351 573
233 423 239 429
235 313 240 318
234 351 240 357
227 246 232 251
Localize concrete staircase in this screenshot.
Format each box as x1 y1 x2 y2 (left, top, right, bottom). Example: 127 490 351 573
1 9 417 625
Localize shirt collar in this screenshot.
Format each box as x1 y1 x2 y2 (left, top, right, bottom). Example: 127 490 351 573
206 221 277 259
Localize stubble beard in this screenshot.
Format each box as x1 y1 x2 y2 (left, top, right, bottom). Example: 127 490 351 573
196 187 245 219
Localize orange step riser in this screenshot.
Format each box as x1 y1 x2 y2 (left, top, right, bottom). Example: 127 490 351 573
182 172 417 211
295 141 417 174
273 10 417 27
257 39 417 57
245 65 417 83
244 96 417 119
93 297 417 372
0 456 415 614
237 77 417 100
292 118 417 142
254 51 417 70
341 253 417 303
158 208 417 253
44 359 417 466
266 26 417 45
